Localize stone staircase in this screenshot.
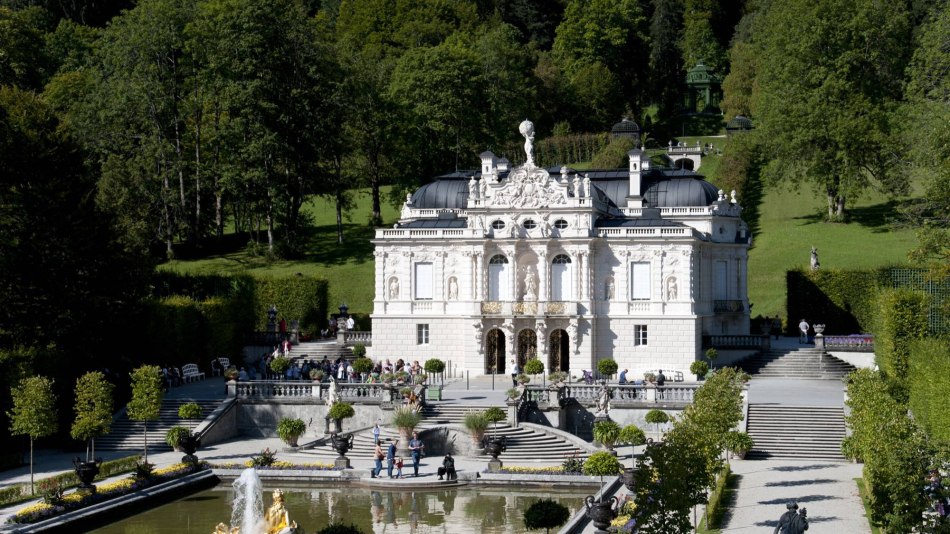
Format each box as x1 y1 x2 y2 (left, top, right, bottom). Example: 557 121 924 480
96 398 223 453
745 405 847 461
287 340 350 361
736 347 856 379
301 404 587 462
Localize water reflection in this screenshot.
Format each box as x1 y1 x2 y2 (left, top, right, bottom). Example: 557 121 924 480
92 484 589 533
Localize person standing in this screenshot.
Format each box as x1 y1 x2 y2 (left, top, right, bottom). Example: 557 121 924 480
372 440 384 478
386 439 398 478
372 422 381 445
774 502 802 534
798 318 810 344
409 431 424 477
656 369 666 387
619 369 629 385
510 359 519 387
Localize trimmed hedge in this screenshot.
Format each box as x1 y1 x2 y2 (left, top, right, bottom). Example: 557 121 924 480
786 268 886 336
0 455 140 507
873 288 929 381
703 463 732 529
141 273 328 365
908 338 950 447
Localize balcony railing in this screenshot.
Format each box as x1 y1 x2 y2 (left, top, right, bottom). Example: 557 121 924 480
228 380 389 404
823 335 874 351
521 383 700 410
480 301 578 316
713 300 745 313
703 335 769 350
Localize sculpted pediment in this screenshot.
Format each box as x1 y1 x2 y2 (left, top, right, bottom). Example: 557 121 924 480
488 166 567 209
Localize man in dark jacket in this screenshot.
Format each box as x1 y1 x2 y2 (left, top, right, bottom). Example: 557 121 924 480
437 454 456 480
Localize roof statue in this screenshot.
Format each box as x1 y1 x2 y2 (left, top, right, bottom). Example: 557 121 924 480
519 119 535 167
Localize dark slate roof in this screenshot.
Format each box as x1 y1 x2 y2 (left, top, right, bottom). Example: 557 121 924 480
611 118 640 137
643 176 719 207
726 115 753 131
410 178 470 209
400 218 468 229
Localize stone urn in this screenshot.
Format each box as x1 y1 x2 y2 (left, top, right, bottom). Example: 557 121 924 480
73 457 102 493
180 434 201 465
331 432 354 469
585 495 618 532
621 468 637 491
483 435 507 459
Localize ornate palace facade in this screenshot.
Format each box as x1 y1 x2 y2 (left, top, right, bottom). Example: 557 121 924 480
370 121 750 378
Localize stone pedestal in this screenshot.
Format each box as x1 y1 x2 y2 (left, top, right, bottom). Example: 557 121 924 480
334 457 351 469
487 459 503 472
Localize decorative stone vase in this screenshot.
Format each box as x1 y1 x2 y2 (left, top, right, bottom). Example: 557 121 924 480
484 435 507 459
180 434 200 465
73 457 102 493
331 433 354 469
621 468 636 491
584 495 618 531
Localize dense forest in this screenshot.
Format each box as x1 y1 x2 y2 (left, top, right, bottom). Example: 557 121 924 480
1 0 948 447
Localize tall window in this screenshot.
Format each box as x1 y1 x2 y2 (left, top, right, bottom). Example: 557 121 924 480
416 324 430 345
488 255 509 300
551 254 572 300
713 260 728 300
630 262 651 300
414 262 433 300
634 325 648 346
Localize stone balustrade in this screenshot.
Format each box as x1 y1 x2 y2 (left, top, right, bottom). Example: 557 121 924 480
522 382 699 409
703 334 769 350
228 380 390 404
823 335 874 351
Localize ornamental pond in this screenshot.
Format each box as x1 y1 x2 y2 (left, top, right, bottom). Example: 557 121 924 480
90 483 591 533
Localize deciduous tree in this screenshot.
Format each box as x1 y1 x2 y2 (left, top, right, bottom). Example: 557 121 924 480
71 371 114 462
127 365 164 463
8 376 57 495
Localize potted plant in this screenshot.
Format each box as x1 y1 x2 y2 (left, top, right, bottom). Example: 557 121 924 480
310 369 326 382
352 343 367 358
725 430 754 459
413 374 427 386
597 359 619 380
583 451 622 530
399 386 413 399
516 373 531 385
505 387 522 402
391 407 422 455
644 409 669 433
523 499 570 533
352 357 373 382
276 417 306 447
327 401 355 435
165 426 191 451
224 366 239 381
690 360 710 380
395 370 410 384
381 372 395 385
643 372 656 384
463 410 490 446
424 359 446 385
547 371 569 388
617 424 646 490
592 420 621 451
270 356 291 378
177 402 203 462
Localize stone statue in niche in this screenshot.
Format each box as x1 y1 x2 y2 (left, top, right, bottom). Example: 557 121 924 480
389 277 400 300
448 277 458 300
468 177 478 199
605 276 615 300
666 276 678 301
523 268 538 301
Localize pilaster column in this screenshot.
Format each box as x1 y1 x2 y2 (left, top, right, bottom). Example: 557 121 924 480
579 251 590 301
569 251 579 303
508 251 517 302
538 250 548 302
474 252 484 301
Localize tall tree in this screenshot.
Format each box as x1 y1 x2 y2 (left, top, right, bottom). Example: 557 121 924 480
902 1 950 274
126 365 164 463
649 0 685 118
0 5 53 90
752 0 913 220
681 0 725 73
71 371 114 462
8 376 57 495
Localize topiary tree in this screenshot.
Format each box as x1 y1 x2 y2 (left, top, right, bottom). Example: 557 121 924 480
351 343 367 358
597 359 618 379
524 499 571 532
8 376 58 495
127 365 164 463
484 407 506 437
270 355 291 377
71 371 114 462
423 358 445 384
593 420 622 450
645 409 669 433
178 402 203 431
352 357 373 379
524 358 544 377
583 450 622 489
618 425 647 467
328 401 355 422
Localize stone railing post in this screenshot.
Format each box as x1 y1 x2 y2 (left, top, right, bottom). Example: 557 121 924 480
507 399 519 428
227 380 237 397
646 386 657 403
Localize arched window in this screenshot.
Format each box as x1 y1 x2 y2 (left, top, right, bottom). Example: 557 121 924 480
551 254 572 300
488 255 509 300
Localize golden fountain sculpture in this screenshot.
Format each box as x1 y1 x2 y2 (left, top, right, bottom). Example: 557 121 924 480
213 489 299 534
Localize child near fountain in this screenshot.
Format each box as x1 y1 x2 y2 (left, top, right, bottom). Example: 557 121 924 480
394 457 404 478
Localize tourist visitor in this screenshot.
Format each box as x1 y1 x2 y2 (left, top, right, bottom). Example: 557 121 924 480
394 457 404 478
372 440 384 478
346 315 355 330
372 422 381 444
387 439 398 478
656 369 666 387
619 369 629 384
798 318 810 344
437 454 457 481
409 431 424 477
510 359 519 386
238 368 249 381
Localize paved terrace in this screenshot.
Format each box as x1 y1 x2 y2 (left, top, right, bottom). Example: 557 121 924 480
0 337 873 532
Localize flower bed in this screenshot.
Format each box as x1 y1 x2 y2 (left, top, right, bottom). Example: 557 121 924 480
209 460 336 471
489 466 570 475
9 463 203 524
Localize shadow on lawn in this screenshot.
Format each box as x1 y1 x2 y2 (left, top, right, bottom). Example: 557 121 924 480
793 199 908 233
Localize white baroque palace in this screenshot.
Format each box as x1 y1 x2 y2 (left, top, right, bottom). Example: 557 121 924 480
370 120 750 378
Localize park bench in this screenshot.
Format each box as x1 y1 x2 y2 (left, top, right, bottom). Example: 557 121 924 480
181 363 206 383
218 357 231 370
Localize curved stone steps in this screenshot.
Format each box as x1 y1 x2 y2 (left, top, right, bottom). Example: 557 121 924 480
96 399 222 452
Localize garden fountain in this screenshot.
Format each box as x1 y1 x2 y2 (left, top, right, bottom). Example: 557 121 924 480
214 468 299 534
